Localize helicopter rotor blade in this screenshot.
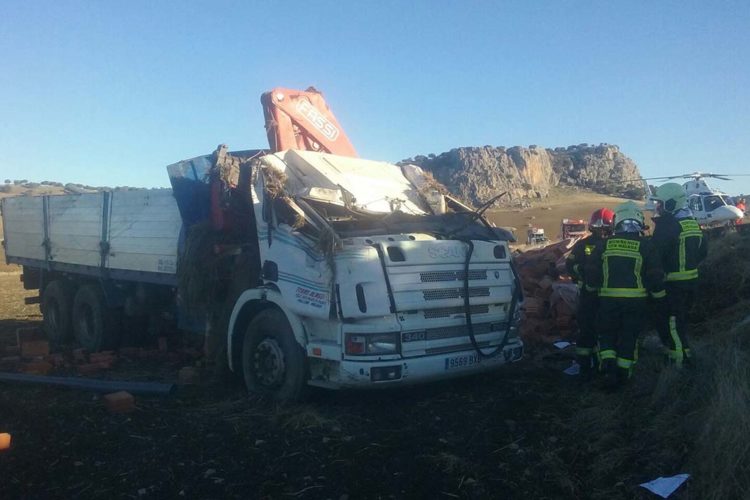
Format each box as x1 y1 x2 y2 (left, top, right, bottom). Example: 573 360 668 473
610 176 674 185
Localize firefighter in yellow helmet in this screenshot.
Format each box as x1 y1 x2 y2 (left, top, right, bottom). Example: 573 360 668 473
585 202 665 389
651 182 707 367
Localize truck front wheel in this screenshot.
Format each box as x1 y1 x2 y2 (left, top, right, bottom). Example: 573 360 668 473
42 280 73 346
242 308 307 402
72 284 119 352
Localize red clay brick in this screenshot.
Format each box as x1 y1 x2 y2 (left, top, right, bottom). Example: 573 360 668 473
73 348 88 364
76 363 102 375
20 340 50 359
103 391 135 413
118 347 140 358
16 328 44 345
21 360 53 375
89 352 117 364
45 353 66 367
0 433 11 451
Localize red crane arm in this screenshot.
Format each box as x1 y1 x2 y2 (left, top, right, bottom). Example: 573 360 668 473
261 87 357 157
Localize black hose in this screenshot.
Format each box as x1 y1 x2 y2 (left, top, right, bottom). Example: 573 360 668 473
0 372 176 396
461 240 522 359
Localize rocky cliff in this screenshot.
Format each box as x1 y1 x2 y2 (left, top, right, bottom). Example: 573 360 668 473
403 144 643 206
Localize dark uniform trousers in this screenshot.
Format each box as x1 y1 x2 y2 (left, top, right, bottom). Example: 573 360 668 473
656 281 696 364
576 288 599 356
597 297 646 373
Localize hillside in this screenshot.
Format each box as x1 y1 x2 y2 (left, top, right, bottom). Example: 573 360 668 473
404 143 645 206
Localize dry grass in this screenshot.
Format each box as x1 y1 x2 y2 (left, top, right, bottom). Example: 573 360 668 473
275 405 339 431
691 231 750 320
556 233 750 499
689 317 750 499
572 234 750 499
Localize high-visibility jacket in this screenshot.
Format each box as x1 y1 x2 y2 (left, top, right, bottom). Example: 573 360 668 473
565 233 605 289
652 212 707 282
584 232 665 299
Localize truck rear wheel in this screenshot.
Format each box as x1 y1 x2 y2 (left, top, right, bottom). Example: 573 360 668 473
42 280 73 345
72 284 119 352
242 308 307 402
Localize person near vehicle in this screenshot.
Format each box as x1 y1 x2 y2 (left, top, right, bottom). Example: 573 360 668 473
651 182 708 367
736 196 747 224
585 202 665 388
565 208 614 379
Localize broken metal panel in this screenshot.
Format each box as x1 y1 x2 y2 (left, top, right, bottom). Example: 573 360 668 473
277 150 427 215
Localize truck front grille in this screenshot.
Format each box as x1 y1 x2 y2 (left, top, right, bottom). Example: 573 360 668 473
424 323 493 340
420 270 487 283
422 287 491 301
423 305 489 319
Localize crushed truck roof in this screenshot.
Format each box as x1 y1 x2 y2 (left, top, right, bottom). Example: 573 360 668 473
266 150 427 215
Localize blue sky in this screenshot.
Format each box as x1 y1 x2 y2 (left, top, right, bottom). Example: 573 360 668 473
1 1 749 194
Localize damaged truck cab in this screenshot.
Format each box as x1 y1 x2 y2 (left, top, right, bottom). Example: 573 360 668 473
172 148 523 399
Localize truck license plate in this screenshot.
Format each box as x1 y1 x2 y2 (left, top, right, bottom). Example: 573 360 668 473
444 353 481 370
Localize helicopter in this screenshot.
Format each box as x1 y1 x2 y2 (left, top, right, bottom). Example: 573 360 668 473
633 172 749 229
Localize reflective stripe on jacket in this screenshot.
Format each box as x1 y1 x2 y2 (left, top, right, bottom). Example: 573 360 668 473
652 214 707 282
584 233 665 299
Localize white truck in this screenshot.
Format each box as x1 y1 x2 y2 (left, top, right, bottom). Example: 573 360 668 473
2 148 523 400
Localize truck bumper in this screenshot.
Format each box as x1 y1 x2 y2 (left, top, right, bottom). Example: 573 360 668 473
310 340 524 389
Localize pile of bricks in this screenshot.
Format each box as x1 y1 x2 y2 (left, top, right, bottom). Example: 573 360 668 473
1 328 55 375
76 350 118 375
514 239 580 346
0 328 125 376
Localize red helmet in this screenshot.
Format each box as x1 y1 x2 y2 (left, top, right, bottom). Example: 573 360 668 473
589 208 615 231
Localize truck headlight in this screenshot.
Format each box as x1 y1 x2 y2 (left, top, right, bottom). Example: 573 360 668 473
345 333 400 355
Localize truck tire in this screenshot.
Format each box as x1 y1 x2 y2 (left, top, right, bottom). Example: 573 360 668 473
72 284 119 352
242 308 307 402
42 280 73 345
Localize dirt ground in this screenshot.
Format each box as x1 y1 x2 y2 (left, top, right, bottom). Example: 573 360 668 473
0 272 698 500
485 188 644 245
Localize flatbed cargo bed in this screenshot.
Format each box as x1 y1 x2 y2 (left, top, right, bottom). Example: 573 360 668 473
1 189 181 285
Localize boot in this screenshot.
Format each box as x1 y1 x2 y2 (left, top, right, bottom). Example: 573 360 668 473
617 367 631 385
683 349 695 370
576 355 593 382
601 359 618 390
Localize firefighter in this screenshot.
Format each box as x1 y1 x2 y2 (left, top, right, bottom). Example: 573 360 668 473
585 202 665 389
651 182 708 367
565 207 614 379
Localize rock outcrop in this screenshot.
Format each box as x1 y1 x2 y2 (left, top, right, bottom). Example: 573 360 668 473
403 144 643 206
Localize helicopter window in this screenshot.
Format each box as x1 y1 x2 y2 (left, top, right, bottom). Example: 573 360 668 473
703 195 724 212
688 197 703 212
